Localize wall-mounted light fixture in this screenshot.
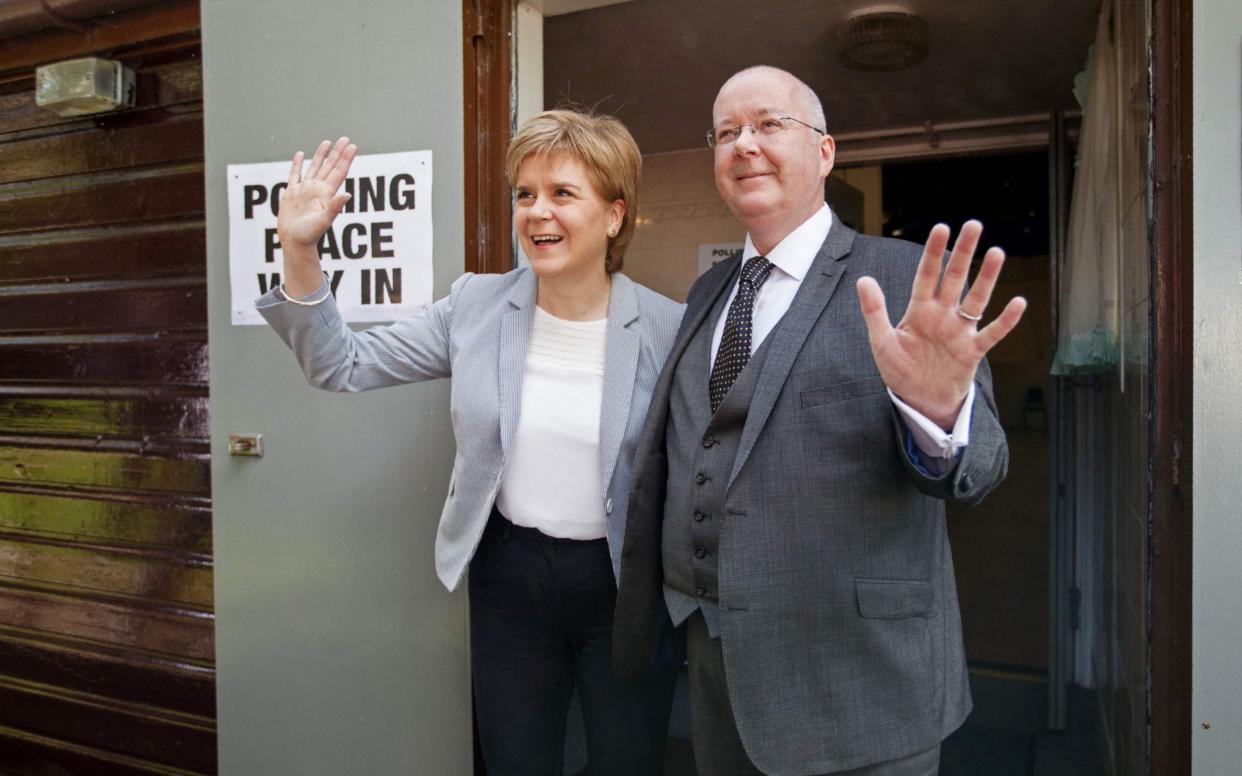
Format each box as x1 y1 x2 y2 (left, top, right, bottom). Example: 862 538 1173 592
35 57 135 116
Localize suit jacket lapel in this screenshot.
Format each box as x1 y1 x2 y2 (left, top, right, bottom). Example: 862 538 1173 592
498 269 537 457
729 222 857 486
628 255 738 495
599 273 641 495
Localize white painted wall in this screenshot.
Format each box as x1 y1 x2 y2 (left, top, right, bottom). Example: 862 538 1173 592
1192 1 1242 771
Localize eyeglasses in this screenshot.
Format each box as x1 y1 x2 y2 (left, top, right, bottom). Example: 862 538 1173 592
706 116 825 148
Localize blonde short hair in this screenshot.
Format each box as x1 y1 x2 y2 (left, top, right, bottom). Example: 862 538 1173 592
505 109 641 273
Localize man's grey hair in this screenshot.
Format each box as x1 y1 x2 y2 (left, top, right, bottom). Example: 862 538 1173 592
719 65 828 132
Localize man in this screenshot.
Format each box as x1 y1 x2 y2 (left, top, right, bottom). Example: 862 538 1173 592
613 66 1027 776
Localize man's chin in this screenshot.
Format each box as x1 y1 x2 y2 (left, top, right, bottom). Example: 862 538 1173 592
724 193 779 220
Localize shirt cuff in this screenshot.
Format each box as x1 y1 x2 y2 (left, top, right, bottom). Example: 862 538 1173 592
888 382 975 461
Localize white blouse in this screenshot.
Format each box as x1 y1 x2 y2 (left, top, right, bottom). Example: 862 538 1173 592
495 306 608 539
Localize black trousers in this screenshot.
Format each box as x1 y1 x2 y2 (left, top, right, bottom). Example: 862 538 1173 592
685 611 941 776
469 510 677 776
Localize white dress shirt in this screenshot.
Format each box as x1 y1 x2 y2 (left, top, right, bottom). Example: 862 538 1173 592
709 204 973 467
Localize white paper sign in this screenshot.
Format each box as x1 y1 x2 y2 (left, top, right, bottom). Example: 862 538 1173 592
227 150 433 325
698 242 743 276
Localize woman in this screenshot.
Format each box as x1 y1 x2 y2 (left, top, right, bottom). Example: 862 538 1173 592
256 110 682 775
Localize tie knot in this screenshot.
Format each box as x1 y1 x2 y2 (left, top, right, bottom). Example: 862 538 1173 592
740 255 773 290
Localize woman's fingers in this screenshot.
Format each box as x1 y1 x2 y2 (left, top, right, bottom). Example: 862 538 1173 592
304 139 332 180
287 151 304 188
315 137 349 181
323 140 356 190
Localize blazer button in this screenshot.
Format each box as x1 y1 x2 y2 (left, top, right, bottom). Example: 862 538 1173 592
702 435 716 449
695 585 706 597
694 546 707 559
695 473 707 484
693 510 706 522
605 498 613 515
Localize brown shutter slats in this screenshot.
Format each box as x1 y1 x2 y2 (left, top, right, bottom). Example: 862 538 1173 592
0 13 214 772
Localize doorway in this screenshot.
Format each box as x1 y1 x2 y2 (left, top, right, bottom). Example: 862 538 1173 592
468 0 1183 773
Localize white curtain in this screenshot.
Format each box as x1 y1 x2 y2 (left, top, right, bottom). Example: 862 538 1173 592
1052 0 1120 375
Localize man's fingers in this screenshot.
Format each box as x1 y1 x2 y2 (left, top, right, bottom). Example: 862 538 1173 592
958 246 1006 317
856 276 894 348
938 220 982 306
910 223 950 303
304 139 331 179
976 296 1028 353
287 151 304 188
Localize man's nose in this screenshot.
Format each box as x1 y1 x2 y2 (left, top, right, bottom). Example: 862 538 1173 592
734 126 761 155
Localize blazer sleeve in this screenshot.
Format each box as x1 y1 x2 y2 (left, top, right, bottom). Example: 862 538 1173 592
893 355 1009 505
255 273 472 392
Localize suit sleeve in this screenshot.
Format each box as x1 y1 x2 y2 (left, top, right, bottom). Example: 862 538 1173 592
255 273 472 392
892 355 1008 505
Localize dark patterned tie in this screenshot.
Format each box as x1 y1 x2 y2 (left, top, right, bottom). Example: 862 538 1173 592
709 256 774 413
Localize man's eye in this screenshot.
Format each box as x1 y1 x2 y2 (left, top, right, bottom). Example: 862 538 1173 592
760 118 784 132
717 127 738 142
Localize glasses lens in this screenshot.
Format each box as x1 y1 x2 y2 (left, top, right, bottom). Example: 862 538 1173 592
759 118 787 135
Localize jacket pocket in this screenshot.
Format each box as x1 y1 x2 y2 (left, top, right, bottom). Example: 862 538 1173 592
855 578 933 619
801 377 887 409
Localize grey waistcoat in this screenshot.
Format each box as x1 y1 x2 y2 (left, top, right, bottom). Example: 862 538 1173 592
662 288 775 636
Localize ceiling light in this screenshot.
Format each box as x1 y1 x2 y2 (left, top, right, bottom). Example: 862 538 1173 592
837 10 929 72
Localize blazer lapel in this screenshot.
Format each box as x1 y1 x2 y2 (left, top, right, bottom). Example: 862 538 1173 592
498 269 538 457
729 222 857 486
598 273 641 495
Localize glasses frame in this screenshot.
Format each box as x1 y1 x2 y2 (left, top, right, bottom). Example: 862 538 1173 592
706 116 825 148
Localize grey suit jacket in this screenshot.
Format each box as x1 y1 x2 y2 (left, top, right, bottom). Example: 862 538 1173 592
614 222 1009 775
257 268 683 591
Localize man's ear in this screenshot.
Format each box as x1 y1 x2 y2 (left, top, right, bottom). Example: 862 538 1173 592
819 134 837 179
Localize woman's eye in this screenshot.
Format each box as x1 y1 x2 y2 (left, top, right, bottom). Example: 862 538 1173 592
556 189 572 197
515 190 532 200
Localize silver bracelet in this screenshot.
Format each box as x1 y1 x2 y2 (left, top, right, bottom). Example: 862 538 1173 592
279 282 331 307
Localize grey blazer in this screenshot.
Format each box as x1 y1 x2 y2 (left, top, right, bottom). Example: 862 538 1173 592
614 222 1009 775
257 268 684 591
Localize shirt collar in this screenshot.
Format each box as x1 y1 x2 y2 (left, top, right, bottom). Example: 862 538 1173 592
741 204 833 282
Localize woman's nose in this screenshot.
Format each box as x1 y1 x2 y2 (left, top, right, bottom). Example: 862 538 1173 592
529 195 552 219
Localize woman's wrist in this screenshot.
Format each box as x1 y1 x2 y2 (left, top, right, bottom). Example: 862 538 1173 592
280 240 324 297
